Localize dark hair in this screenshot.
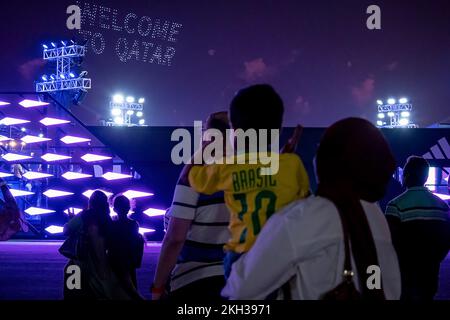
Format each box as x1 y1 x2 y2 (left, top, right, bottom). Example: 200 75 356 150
83 190 112 237
403 156 429 187
229 84 284 131
113 194 131 217
205 111 230 134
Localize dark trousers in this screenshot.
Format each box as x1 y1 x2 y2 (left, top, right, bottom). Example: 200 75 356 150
169 276 226 301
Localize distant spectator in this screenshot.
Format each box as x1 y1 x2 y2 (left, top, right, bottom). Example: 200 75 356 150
108 195 144 300
0 177 28 241
386 156 450 300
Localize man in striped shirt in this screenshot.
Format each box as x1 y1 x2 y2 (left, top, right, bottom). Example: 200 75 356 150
385 156 450 300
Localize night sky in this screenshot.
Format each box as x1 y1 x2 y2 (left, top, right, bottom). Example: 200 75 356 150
1 0 450 127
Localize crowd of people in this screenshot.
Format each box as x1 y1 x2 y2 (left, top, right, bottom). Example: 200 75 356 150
0 84 449 300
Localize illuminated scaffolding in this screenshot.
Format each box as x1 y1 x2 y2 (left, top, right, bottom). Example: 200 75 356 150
107 94 146 126
376 98 418 128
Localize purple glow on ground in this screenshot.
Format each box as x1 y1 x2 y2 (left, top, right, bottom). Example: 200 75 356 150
39 117 70 126
434 193 450 201
61 171 92 180
123 190 154 199
25 207 55 216
45 225 64 234
41 153 72 162
43 189 74 198
81 153 112 162
0 117 30 126
64 208 83 215
2 153 32 161
19 99 49 108
10 189 34 197
21 135 51 144
22 171 53 180
139 227 156 235
60 135 91 144
102 172 132 180
143 208 166 217
82 189 113 199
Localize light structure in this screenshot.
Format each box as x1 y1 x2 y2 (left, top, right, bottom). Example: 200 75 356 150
102 172 132 181
10 189 34 197
2 153 32 161
376 97 417 128
0 117 30 126
21 135 51 144
138 227 156 235
41 153 72 162
25 207 55 216
19 99 49 108
82 189 113 199
43 189 74 198
60 135 91 144
61 171 92 180
123 190 154 199
45 225 64 234
22 172 53 180
81 153 112 162
40 117 70 126
0 135 11 142
108 94 145 126
0 172 13 178
64 208 83 215
433 193 450 201
0 101 10 106
143 208 166 217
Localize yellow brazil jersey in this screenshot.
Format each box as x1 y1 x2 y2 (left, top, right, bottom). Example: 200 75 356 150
188 152 310 253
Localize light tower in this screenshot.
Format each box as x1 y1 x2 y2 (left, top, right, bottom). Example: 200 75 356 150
36 41 91 94
376 98 418 128
108 94 146 126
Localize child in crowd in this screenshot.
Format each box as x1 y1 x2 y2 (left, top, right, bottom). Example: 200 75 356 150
182 84 311 276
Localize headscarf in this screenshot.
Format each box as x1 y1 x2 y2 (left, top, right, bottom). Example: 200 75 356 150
316 118 396 300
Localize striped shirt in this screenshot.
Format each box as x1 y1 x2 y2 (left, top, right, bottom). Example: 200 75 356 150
166 185 230 291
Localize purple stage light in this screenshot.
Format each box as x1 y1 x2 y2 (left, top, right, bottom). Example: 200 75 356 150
0 101 10 106
82 189 113 199
2 153 32 162
61 171 92 180
433 193 450 201
0 172 13 178
0 117 30 126
81 153 112 162
138 227 156 235
64 207 83 215
41 153 72 162
0 135 11 142
19 99 49 108
60 135 91 144
10 189 34 197
43 189 74 198
123 190 154 199
45 225 64 234
25 207 55 216
22 171 53 180
102 172 132 181
143 208 166 217
40 117 70 126
21 135 51 144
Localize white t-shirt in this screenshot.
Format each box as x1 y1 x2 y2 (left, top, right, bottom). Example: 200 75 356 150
222 196 401 300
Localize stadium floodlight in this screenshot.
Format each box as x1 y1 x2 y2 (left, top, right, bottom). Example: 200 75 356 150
143 208 166 217
376 100 383 105
126 110 134 115
376 120 383 126
42 44 48 49
138 227 156 235
111 108 121 116
2 153 32 162
10 189 34 197
122 190 154 199
387 98 396 105
42 75 48 81
113 94 124 103
69 72 75 78
60 74 65 79
401 111 410 118
0 117 30 125
114 117 124 125
43 189 74 198
60 135 91 144
399 118 409 126
102 172 132 181
136 111 143 118
387 112 395 117
61 40 67 46
126 96 135 103
50 75 55 80
25 207 55 216
399 98 408 104
138 98 145 104
377 113 385 119
22 172 53 180
19 99 49 108
21 135 51 144
40 117 70 126
51 42 56 48
81 153 112 162
20 127 26 132
45 225 64 234
139 119 145 125
41 153 72 162
61 171 93 180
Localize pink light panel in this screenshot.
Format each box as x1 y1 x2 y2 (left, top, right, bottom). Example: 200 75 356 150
122 190 154 199
0 117 30 126
2 153 32 162
61 172 92 180
19 99 49 108
10 189 34 197
81 153 112 162
82 189 113 199
22 172 53 180
60 135 91 144
41 153 72 162
64 208 83 215
21 135 51 144
25 207 55 216
45 225 64 234
43 189 74 198
39 117 70 126
102 172 132 180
